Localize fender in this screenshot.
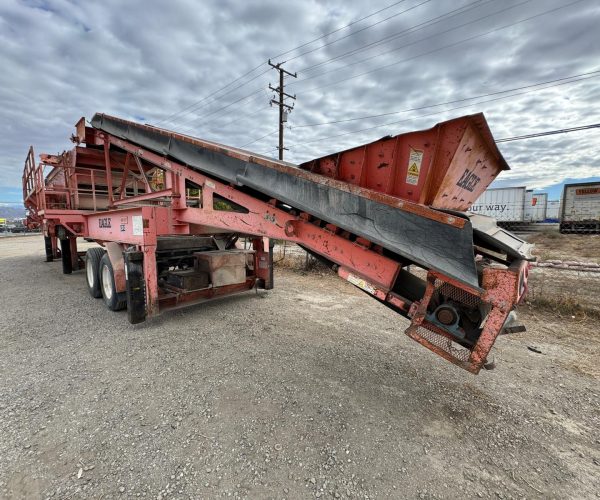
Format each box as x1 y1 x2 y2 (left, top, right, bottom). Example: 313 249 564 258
105 241 126 293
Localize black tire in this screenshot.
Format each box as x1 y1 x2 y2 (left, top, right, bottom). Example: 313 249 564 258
99 253 127 311
85 247 106 298
60 237 72 274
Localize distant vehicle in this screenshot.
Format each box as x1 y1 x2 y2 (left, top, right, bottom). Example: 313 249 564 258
544 200 561 223
560 182 600 233
469 187 548 227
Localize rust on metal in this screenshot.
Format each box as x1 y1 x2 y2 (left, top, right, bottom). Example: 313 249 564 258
299 113 508 212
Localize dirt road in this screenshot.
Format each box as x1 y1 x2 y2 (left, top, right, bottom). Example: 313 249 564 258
0 236 598 499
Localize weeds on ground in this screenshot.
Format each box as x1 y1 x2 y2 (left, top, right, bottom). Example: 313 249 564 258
527 231 600 262
526 277 600 320
273 242 600 321
526 295 598 320
274 252 332 275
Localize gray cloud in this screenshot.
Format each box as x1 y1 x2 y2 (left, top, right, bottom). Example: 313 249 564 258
1 0 599 202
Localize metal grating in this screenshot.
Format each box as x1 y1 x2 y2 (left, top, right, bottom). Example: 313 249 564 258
434 279 480 308
414 325 471 362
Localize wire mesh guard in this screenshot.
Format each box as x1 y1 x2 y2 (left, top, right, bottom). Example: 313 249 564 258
410 324 472 363
434 279 481 308
406 277 483 366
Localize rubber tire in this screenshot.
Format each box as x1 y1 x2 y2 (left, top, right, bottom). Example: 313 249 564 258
99 253 127 311
85 247 106 298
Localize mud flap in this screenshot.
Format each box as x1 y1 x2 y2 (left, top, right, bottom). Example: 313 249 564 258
253 238 274 290
44 236 53 262
60 237 72 274
124 251 146 324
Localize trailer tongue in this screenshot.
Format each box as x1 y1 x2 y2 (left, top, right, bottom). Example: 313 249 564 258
23 113 532 373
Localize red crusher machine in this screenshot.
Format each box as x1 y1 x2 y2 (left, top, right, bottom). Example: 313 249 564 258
23 113 533 374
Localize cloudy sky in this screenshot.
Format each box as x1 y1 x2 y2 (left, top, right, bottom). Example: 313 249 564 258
1 0 599 204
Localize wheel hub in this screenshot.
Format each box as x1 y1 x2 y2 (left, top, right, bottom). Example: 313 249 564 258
101 264 113 299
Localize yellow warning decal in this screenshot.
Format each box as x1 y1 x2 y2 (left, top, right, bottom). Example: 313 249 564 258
346 273 376 295
406 149 423 186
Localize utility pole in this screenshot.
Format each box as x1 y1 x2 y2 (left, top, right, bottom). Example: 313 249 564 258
268 59 296 160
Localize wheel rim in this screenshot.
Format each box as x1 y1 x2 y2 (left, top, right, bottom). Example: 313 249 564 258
101 264 113 300
86 257 95 287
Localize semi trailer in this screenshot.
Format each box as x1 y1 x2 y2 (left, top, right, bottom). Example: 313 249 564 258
23 113 532 374
560 181 600 233
469 187 549 227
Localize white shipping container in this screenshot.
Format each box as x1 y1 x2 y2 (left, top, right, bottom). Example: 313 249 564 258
469 186 526 222
524 191 547 222
545 200 560 221
561 182 600 221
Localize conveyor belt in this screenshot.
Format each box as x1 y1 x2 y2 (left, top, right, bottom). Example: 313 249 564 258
91 114 492 289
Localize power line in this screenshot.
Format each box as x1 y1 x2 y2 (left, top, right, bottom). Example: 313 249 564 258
173 87 265 129
169 0 533 135
270 0 410 60
177 90 270 135
210 91 270 128
176 0 509 140
167 1 434 130
290 0 529 85
156 0 421 127
287 0 586 96
495 123 600 143
252 123 600 154
288 72 600 148
156 0 589 150
160 0 531 134
297 0 490 74
254 146 279 157
240 130 277 148
162 69 270 128
155 64 268 127
292 69 600 129
284 0 432 63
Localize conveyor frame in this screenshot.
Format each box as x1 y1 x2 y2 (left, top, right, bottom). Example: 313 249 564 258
22 114 532 374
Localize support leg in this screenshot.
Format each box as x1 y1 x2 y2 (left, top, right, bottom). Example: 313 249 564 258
142 246 159 318
253 237 274 290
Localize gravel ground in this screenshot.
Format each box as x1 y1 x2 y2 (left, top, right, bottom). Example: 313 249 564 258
0 236 599 499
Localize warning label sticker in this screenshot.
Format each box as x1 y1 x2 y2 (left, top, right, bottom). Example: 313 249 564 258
406 149 423 185
346 273 376 295
132 215 143 236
